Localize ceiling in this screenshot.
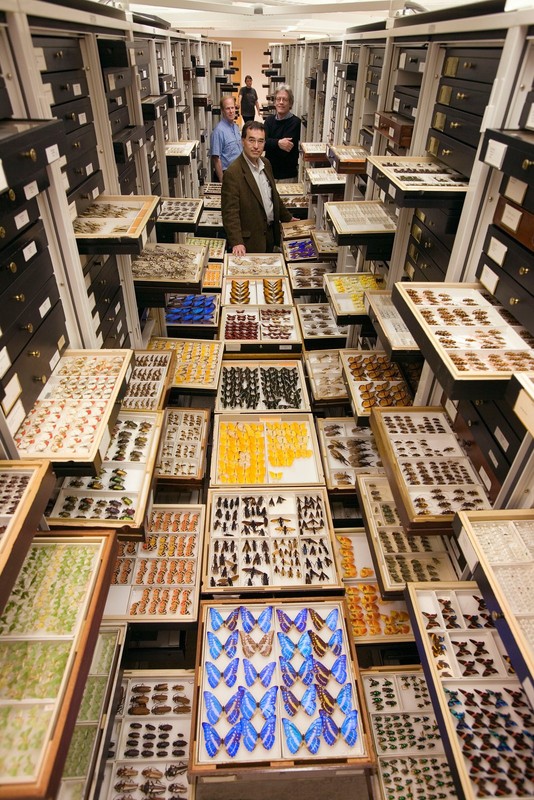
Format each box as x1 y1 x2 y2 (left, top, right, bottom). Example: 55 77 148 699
122 0 480 39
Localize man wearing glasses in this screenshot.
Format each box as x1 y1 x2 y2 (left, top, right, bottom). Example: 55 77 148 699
222 121 294 255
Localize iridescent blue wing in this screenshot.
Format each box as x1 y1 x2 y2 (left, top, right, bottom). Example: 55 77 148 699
281 686 300 716
258 661 276 687
259 685 278 718
317 685 335 715
209 607 225 632
225 686 244 724
243 658 258 687
301 684 317 716
224 722 242 758
260 714 276 750
204 690 223 724
328 629 343 657
241 718 258 752
294 607 308 632
341 710 358 747
240 606 257 634
277 609 293 633
299 655 315 686
241 688 258 720
223 657 239 688
202 722 221 758
279 656 298 687
309 630 328 657
207 632 223 660
305 718 322 754
258 606 273 633
225 630 239 659
205 661 222 689
337 684 353 714
277 632 296 661
297 631 312 658
282 717 302 754
331 654 347 684
313 658 331 687
325 608 339 631
320 708 339 746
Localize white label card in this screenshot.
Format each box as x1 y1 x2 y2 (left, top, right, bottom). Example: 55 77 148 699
0 160 7 194
15 210 29 230
503 176 527 205
46 144 60 163
73 83 82 96
487 236 507 265
458 529 478 573
39 297 52 318
79 112 87 125
484 139 507 170
23 240 37 262
500 202 522 232
1 372 22 416
50 349 61 371
7 399 25 438
24 181 39 200
480 264 499 295
0 348 8 380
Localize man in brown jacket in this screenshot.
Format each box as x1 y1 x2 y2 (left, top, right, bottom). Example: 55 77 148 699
221 121 294 254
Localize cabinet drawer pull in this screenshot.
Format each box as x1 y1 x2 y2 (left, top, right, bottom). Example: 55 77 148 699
54 50 64 58
491 611 504 621
449 121 462 128
522 159 534 170
441 148 452 155
509 297 520 305
21 323 33 333
462 61 473 69
455 92 467 100
73 141 81 149
13 293 25 302
519 267 529 276
28 350 40 358
21 148 37 162
33 375 47 383
424 242 432 249
0 227 5 239
7 261 17 273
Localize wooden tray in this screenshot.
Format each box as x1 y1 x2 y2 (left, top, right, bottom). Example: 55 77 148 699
221 276 292 305
364 290 420 360
339 350 413 424
131 242 207 293
304 350 349 403
215 359 310 413
155 408 210 483
323 273 387 325
73 195 159 254
147 338 223 393
220 305 302 354
316 418 383 492
121 350 175 413
324 201 396 246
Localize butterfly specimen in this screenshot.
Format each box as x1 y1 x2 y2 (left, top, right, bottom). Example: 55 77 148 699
202 721 242 758
316 684 353 715
240 630 275 658
281 685 317 716
240 605 273 633
309 608 339 631
277 631 312 660
282 717 322 755
242 716 277 751
276 607 308 633
205 657 239 689
309 628 343 657
207 630 238 660
279 655 314 687
204 685 278 724
209 607 240 632
243 659 276 688
320 709 359 746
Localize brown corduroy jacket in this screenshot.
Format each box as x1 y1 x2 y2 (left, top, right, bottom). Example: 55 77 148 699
221 154 292 252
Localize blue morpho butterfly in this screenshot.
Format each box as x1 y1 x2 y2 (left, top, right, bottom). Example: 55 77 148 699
205 657 239 689
279 655 314 687
316 684 353 716
276 607 308 633
240 605 273 634
207 630 238 660
281 684 317 717
309 607 339 632
242 715 277 751
209 607 240 632
282 717 322 755
319 708 359 747
309 628 343 658
243 658 276 688
202 721 242 758
204 685 277 725
277 631 312 661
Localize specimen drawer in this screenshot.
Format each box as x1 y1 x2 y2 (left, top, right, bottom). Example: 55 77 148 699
41 69 89 106
33 35 84 72
436 76 491 117
431 103 482 148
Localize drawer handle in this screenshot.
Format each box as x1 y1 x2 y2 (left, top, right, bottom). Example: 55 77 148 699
509 297 520 305
491 611 504 621
73 141 81 149
28 350 40 358
137 49 144 55
408 57 418 63
7 261 17 273
118 73 124 80
424 242 432 249
0 227 4 238
54 50 64 58
449 121 462 128
21 148 37 162
67 113 76 120
33 375 47 384
455 92 467 101
462 61 474 69
60 84 71 91
13 293 25 302
104 297 111 304
99 279 107 286
519 267 529 276
441 148 452 155
74 168 85 174
108 316 116 322
522 159 534 170
21 323 33 333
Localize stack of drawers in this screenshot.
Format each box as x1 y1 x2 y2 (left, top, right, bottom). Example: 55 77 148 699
34 35 105 217
405 205 463 282
360 47 384 151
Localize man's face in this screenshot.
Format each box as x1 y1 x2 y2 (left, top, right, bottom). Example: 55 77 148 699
245 77 252 87
222 100 236 122
275 91 291 115
243 129 265 163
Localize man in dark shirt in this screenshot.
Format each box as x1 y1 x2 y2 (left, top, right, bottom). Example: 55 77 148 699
264 84 301 181
238 75 260 124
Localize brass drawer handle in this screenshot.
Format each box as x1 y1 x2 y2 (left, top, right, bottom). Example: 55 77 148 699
73 141 81 148
509 297 520 305
441 148 452 155
33 375 47 383
522 159 534 170
21 323 33 333
13 293 25 302
28 350 40 358
519 267 529 276
456 92 467 100
424 242 432 249
21 148 37 161
54 50 64 58
449 121 462 128
7 261 17 273
462 61 473 68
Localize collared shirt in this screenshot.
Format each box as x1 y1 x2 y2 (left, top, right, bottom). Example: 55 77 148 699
243 153 274 223
210 118 243 170
275 110 294 121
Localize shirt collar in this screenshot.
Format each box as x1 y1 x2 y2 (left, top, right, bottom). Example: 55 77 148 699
243 153 265 173
276 111 293 120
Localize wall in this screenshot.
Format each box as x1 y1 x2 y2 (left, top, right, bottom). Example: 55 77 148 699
223 37 283 110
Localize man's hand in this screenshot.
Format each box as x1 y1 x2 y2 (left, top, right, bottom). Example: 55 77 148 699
232 244 246 255
278 137 294 152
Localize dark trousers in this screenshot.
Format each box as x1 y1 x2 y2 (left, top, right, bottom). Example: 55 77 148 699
242 115 254 124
